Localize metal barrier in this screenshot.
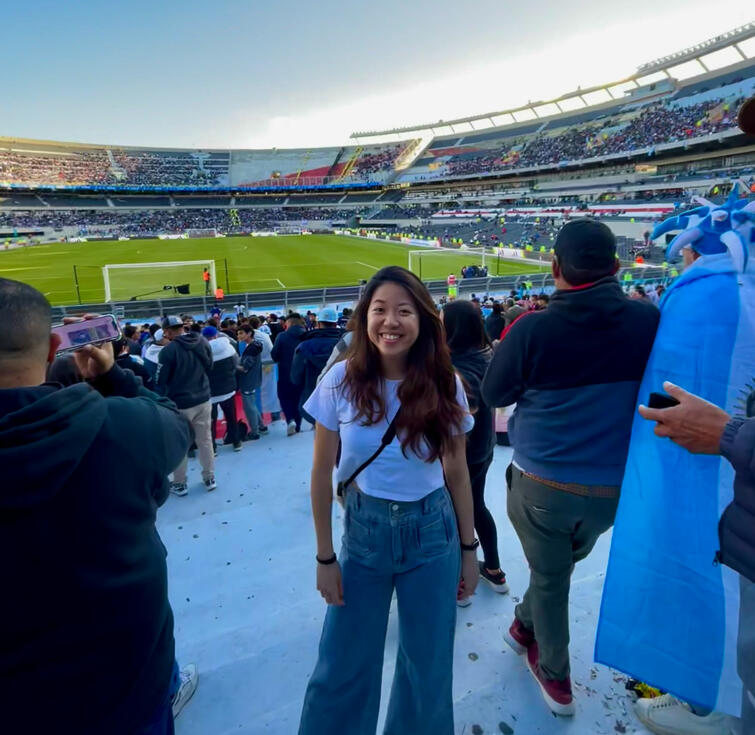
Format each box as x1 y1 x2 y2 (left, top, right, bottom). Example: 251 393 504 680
50 266 671 321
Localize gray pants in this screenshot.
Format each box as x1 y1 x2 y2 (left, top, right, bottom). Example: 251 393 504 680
507 465 619 681
740 576 755 730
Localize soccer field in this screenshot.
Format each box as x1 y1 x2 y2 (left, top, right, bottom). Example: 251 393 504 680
0 234 548 305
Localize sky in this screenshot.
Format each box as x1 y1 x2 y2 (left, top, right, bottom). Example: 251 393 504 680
1 0 752 150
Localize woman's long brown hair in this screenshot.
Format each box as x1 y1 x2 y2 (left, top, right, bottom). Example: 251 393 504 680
341 266 465 462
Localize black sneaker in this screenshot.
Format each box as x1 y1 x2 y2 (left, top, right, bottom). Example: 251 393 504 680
249 433 261 441
170 482 188 497
233 442 242 452
479 562 510 594
258 425 269 435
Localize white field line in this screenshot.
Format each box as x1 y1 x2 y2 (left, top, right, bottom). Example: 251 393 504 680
356 261 379 271
276 278 286 288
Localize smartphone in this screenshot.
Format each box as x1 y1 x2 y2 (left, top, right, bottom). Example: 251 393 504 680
52 314 122 354
648 391 680 409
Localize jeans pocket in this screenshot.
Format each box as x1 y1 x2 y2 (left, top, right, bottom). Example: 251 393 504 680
418 515 450 557
345 514 373 557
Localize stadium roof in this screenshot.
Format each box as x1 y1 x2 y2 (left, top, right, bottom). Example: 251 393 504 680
351 21 755 141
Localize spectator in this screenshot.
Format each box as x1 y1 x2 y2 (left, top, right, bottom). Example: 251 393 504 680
202 326 242 454
484 302 506 341
481 219 659 715
143 328 168 383
442 299 507 600
0 278 194 734
271 313 306 436
503 298 524 328
236 324 263 440
291 308 343 427
267 313 284 342
297 266 476 734
156 315 215 495
140 322 162 358
123 324 142 355
248 316 277 430
112 336 154 391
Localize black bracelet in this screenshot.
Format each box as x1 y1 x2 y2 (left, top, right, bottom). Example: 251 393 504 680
460 538 480 552
316 553 337 565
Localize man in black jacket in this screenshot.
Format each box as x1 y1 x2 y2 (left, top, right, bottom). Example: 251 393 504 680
482 219 659 716
157 315 215 494
271 313 306 435
291 307 342 428
0 279 192 735
203 326 241 454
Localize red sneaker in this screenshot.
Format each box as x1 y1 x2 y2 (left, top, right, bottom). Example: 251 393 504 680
503 617 535 655
526 643 575 716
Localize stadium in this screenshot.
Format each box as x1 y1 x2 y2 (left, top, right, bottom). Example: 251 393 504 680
2 13 755 735
2 22 754 318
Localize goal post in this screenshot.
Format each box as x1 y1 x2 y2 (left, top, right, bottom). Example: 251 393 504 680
102 260 217 302
407 246 496 281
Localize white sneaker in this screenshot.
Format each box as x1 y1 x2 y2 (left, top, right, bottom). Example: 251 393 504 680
634 694 739 735
456 596 472 608
172 663 198 719
287 421 296 436
204 476 217 492
169 482 188 497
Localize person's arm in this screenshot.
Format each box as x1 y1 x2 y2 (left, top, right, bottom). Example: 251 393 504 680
481 320 527 408
442 433 478 601
155 346 172 395
290 345 305 386
638 381 730 454
270 335 282 363
310 423 343 605
75 344 191 504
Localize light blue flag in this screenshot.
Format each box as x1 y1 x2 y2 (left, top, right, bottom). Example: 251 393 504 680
595 196 755 715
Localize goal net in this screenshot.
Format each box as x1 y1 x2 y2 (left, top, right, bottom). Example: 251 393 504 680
102 260 217 302
407 247 496 282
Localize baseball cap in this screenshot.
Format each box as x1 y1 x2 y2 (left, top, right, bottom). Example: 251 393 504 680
202 326 218 338
738 95 755 135
554 219 616 273
317 307 338 323
162 315 183 328
154 328 164 342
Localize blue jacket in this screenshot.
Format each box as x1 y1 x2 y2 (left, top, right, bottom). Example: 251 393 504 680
271 324 306 386
291 327 343 408
482 276 659 486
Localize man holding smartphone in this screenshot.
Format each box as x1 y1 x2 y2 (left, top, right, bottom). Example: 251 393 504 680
0 278 192 734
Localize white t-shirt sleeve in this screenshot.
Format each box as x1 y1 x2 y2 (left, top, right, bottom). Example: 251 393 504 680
454 374 475 434
303 360 344 431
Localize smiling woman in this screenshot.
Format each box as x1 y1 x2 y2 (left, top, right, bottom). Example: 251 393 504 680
297 264 481 735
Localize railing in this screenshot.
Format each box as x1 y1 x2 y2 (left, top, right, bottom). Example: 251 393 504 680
49 267 672 321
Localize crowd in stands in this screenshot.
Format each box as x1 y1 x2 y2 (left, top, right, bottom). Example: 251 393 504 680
442 95 746 179
0 149 229 188
350 143 409 177
0 206 365 235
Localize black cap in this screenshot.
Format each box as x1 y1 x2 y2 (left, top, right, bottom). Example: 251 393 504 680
554 219 616 274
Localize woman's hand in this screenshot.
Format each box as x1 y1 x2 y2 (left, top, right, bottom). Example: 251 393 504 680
316 562 344 606
459 551 479 600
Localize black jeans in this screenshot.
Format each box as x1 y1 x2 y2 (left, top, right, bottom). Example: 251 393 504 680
468 455 500 571
277 378 302 429
211 396 239 447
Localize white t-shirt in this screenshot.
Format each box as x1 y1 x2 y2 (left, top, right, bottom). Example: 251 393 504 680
304 360 474 502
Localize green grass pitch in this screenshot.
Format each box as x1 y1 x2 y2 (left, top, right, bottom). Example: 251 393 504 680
0 234 548 306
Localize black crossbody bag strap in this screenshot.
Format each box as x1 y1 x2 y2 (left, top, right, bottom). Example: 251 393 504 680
340 409 401 493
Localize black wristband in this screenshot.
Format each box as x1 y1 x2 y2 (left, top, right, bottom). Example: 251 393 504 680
460 538 480 552
316 553 337 565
